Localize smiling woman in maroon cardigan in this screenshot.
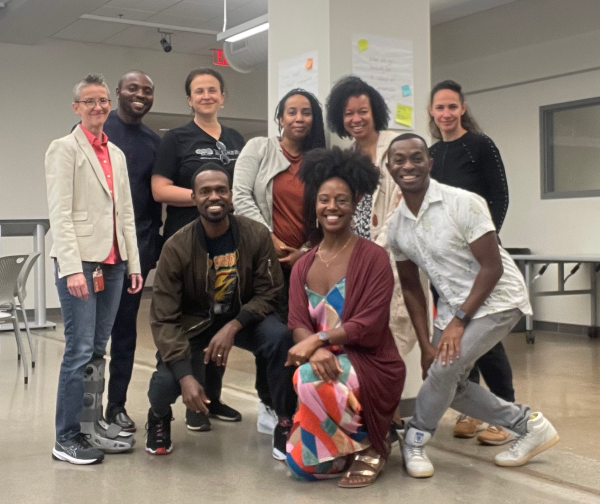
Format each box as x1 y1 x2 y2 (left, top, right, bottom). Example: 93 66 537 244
284 147 405 489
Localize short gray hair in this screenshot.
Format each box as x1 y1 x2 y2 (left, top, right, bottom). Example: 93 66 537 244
73 74 111 101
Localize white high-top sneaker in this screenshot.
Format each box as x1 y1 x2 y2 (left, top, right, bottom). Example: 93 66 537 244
257 401 277 435
402 428 434 478
494 412 559 467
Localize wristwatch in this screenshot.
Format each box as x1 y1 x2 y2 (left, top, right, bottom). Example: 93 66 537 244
454 308 471 326
317 330 330 346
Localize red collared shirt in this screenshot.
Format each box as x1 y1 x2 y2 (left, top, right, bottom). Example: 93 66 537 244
80 125 121 264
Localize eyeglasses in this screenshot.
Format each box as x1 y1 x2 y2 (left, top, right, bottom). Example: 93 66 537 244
215 141 231 166
75 98 112 109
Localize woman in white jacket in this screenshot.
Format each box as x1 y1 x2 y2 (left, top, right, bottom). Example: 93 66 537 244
233 88 326 306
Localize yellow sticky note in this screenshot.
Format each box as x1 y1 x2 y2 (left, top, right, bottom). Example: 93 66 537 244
395 104 413 127
305 58 313 70
357 39 369 52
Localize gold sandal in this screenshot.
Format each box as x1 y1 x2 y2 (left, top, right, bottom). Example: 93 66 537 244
338 452 385 489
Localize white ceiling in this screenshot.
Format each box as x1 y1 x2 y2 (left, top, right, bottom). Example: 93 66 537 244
0 0 519 56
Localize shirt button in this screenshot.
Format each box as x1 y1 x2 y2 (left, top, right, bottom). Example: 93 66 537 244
108 174 111 178
103 160 107 163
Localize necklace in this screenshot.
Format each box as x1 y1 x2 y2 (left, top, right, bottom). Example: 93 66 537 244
317 235 354 268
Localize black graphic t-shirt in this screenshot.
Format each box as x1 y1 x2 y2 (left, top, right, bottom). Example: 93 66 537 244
205 227 238 324
153 120 245 239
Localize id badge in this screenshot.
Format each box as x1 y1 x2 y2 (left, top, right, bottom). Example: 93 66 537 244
93 266 105 293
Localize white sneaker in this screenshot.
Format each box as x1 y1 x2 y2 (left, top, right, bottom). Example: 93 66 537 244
402 428 434 478
494 412 559 467
257 402 277 435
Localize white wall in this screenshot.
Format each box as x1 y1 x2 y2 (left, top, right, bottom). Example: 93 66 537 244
431 0 600 325
0 38 267 308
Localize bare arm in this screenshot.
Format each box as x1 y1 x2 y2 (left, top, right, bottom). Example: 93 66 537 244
397 259 436 378
151 174 195 207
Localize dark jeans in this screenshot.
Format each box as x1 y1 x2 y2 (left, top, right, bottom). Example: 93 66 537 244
148 314 297 419
468 342 515 402
54 261 126 442
431 285 515 403
107 269 149 407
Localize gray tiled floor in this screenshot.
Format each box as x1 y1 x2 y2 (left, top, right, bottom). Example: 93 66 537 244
1 319 600 503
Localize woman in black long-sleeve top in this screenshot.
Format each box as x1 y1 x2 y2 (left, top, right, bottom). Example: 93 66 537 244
428 79 514 446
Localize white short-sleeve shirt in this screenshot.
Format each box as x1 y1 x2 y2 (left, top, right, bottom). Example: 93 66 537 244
387 179 532 330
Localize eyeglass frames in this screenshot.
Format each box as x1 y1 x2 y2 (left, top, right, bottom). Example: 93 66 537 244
74 98 112 109
215 140 231 166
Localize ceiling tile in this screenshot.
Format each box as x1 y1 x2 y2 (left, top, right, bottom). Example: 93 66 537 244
90 5 157 21
52 19 128 42
146 12 217 29
102 25 158 48
104 0 181 12
184 0 254 8
158 1 223 20
194 16 224 31
226 0 267 26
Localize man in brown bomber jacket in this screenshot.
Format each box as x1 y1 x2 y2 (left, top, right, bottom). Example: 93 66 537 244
145 164 297 460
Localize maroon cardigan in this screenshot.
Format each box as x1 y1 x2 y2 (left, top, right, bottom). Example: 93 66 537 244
288 237 406 457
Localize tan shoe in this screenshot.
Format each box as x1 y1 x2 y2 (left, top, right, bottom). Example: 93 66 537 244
478 425 515 446
453 414 487 438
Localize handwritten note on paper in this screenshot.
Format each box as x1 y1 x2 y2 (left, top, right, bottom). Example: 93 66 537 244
352 34 414 130
395 104 413 127
278 51 319 100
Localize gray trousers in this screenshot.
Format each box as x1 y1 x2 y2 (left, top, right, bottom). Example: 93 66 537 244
409 309 530 438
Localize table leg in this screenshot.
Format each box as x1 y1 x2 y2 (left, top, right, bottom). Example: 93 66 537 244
525 261 535 344
33 224 46 327
589 263 599 339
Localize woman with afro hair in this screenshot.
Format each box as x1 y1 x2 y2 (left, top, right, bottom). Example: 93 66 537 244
284 147 405 488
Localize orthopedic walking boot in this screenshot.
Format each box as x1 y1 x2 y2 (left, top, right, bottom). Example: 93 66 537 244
80 355 135 453
494 413 559 467
402 428 434 478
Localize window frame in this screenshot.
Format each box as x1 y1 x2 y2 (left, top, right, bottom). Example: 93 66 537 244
540 96 600 199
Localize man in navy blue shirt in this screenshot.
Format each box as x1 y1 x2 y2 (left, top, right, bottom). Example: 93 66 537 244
103 71 163 431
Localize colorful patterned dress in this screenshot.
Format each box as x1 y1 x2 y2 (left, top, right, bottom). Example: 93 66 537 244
286 278 371 480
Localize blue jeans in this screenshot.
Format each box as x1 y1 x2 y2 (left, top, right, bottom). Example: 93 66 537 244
54 261 126 442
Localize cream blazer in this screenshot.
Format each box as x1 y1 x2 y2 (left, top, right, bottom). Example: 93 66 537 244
45 126 141 279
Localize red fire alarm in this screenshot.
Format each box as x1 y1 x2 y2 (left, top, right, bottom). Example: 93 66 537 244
212 48 229 67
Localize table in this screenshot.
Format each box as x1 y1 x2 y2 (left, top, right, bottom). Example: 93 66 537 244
0 219 55 330
511 254 600 344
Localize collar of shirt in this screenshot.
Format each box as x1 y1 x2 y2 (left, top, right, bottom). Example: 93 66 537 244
79 124 108 147
398 178 443 221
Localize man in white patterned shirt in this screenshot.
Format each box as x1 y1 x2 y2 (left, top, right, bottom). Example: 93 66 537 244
385 133 558 478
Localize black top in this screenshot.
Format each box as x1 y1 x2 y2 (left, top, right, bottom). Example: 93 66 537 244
103 110 163 273
205 227 237 323
153 120 245 239
430 131 509 231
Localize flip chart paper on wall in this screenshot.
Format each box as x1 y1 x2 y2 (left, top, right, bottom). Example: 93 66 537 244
352 34 414 130
278 50 319 100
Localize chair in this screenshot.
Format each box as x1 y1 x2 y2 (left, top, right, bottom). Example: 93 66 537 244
0 255 29 384
13 252 40 368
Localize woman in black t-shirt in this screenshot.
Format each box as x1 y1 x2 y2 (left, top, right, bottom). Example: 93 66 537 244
428 79 514 447
152 68 245 240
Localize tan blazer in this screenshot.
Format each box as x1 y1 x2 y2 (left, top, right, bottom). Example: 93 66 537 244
45 126 141 279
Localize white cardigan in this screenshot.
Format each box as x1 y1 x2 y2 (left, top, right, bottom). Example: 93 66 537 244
232 136 290 232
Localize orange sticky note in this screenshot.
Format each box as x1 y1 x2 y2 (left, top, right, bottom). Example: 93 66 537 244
305 58 313 70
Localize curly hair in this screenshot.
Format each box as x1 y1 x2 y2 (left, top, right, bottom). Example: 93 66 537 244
429 80 481 140
299 147 380 244
275 88 326 152
325 76 390 138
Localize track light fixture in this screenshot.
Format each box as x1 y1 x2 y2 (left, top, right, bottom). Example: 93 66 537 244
159 30 172 53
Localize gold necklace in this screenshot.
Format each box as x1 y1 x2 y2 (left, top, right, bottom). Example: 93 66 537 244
317 235 354 268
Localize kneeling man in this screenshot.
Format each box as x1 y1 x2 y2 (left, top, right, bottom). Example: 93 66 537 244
386 133 558 478
146 164 297 459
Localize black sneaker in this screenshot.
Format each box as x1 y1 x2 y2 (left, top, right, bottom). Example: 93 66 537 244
208 401 242 422
186 409 211 431
106 403 136 433
272 417 292 461
145 408 173 455
52 432 104 465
